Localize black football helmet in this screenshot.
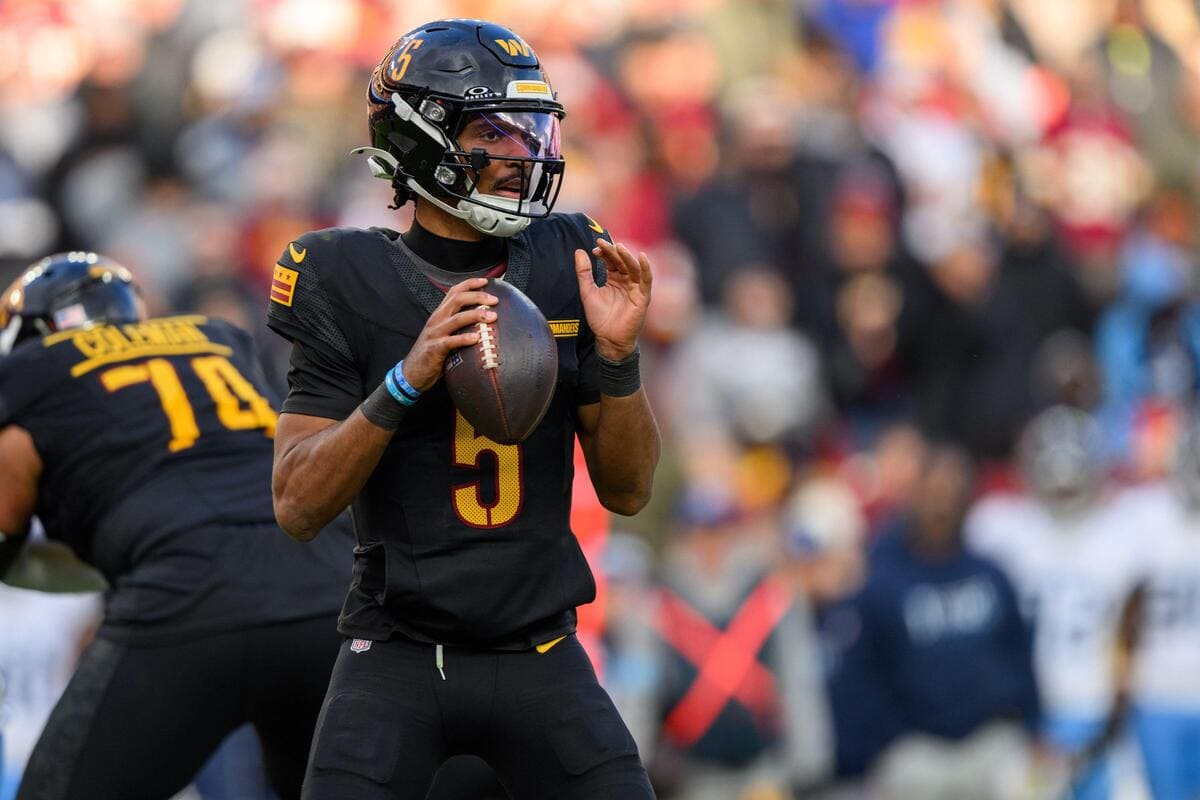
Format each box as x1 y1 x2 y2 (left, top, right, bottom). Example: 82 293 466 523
0 252 141 354
360 19 565 237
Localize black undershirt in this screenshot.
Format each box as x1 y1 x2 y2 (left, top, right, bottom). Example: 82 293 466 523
401 220 505 273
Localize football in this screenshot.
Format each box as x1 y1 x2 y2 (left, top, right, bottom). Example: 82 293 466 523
443 278 558 444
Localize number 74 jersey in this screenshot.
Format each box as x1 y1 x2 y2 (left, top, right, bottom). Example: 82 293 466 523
0 315 281 568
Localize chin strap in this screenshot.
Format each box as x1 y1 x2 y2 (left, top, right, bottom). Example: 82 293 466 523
463 194 531 237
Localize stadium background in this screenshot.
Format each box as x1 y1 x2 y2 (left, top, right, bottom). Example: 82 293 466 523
3 0 1200 798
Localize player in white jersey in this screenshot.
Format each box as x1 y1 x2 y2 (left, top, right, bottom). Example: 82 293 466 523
1116 420 1200 800
966 406 1145 800
0 589 100 800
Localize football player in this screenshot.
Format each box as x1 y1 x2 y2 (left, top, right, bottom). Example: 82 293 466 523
0 252 354 800
266 18 660 800
967 406 1146 800
1117 419 1200 800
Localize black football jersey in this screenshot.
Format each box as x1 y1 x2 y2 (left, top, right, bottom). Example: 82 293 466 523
267 213 611 649
0 315 352 642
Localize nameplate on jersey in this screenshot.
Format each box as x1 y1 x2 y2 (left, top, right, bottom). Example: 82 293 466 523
271 265 299 307
547 319 579 339
44 316 232 376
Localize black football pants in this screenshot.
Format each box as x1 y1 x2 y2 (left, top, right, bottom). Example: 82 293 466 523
302 634 655 800
17 614 342 800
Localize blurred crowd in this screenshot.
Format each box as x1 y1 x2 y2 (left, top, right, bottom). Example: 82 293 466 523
6 0 1200 797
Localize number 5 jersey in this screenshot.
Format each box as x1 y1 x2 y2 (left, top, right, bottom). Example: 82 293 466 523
265 215 608 651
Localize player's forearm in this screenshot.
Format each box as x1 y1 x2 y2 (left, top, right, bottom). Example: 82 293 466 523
273 410 393 540
585 390 659 516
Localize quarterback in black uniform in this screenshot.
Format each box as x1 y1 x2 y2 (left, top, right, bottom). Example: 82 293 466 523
0 253 354 800
267 18 660 800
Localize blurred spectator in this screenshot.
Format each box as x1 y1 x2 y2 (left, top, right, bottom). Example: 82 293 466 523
781 472 870 794
968 406 1146 800
596 532 663 761
898 237 1000 454
945 154 1094 457
667 266 828 475
648 486 831 799
780 474 867 610
800 161 917 443
1033 65 1152 287
838 421 929 534
1116 419 1200 800
671 76 807 306
804 0 895 75
1096 184 1200 462
1032 329 1104 412
828 444 1039 799
1093 0 1197 188
0 574 100 800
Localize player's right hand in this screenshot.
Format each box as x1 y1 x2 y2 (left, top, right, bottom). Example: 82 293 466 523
402 277 498 392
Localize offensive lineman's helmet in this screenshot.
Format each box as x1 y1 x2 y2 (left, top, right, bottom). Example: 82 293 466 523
361 19 565 238
0 252 141 355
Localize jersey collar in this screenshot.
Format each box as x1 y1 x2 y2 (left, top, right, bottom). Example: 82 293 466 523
385 231 533 317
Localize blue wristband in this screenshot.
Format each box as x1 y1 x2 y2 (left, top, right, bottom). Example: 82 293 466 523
384 361 421 406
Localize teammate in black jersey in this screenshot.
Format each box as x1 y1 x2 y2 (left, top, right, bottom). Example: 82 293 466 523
266 18 660 800
0 252 354 800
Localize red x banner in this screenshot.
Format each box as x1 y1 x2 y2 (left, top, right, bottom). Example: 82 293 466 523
654 579 794 746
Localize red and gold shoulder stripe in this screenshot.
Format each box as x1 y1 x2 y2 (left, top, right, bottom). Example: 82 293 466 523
271 265 299 307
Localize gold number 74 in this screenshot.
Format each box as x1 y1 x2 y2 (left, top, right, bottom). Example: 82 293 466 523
101 356 277 452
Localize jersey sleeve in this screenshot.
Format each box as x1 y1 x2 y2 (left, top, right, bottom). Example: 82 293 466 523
282 342 364 419
265 231 364 420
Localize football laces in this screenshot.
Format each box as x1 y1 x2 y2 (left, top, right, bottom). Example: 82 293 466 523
476 311 499 370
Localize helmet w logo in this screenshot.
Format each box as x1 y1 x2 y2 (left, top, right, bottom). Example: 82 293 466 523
494 38 531 57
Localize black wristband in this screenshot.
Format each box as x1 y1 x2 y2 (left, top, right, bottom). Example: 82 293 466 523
598 346 641 397
360 381 408 430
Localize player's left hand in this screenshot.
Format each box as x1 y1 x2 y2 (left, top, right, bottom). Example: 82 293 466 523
574 238 652 361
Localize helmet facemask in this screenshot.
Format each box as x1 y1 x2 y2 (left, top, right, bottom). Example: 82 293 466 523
364 92 565 237
443 109 564 225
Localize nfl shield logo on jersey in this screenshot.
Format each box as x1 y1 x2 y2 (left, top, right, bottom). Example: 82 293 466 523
350 638 372 654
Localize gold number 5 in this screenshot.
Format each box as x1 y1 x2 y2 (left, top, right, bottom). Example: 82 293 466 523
390 38 424 83
452 410 523 528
